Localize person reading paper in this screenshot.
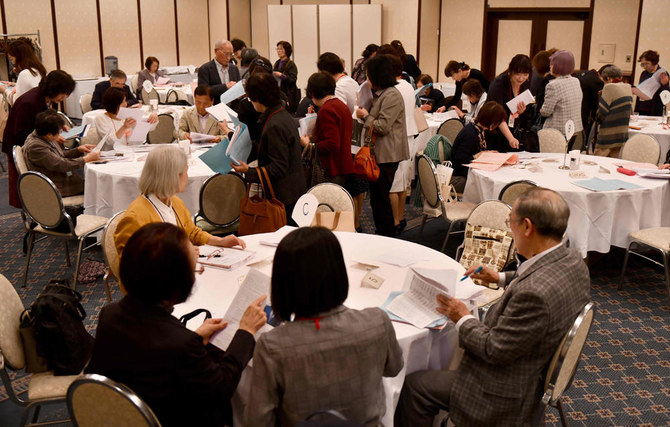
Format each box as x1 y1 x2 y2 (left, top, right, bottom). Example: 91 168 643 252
176 85 232 142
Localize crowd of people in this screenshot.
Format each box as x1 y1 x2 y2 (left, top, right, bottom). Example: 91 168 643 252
2 35 669 426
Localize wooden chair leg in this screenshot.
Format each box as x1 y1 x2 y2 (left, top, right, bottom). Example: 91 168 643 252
557 399 568 427
663 252 670 305
103 270 113 302
418 215 427 237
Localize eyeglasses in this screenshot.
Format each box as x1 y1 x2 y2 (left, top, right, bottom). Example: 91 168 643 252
505 216 525 228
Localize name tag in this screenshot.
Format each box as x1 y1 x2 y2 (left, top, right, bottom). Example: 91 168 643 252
508 115 515 128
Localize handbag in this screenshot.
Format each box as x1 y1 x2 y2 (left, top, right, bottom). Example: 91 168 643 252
302 143 329 188
238 167 287 236
311 202 356 232
414 107 429 133
353 125 380 182
19 309 49 373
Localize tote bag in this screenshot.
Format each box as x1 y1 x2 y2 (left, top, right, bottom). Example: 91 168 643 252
238 167 287 235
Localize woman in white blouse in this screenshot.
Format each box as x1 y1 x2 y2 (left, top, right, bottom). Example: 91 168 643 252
94 87 157 150
3 40 46 104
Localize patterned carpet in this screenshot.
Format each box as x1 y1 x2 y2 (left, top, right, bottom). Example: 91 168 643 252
0 194 669 425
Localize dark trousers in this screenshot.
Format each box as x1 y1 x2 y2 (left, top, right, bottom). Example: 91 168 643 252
7 154 21 208
369 162 398 237
394 369 455 427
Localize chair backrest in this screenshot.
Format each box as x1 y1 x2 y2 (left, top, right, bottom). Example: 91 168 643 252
198 172 246 226
417 154 441 209
80 126 99 146
102 211 125 281
620 134 661 165
0 274 26 370
18 172 67 230
308 182 355 213
147 114 175 144
130 74 139 94
498 180 537 206
80 93 93 114
12 145 29 175
57 111 75 129
437 119 463 145
141 88 159 105
543 302 595 406
67 374 161 427
538 128 567 153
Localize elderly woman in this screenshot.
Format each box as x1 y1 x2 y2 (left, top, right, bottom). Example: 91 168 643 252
137 56 169 89
540 50 583 148
89 223 266 427
3 40 46 103
231 72 306 218
594 65 633 158
356 54 410 237
114 145 245 255
245 227 403 426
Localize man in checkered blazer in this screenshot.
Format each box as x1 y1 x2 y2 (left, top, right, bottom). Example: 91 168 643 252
395 188 591 427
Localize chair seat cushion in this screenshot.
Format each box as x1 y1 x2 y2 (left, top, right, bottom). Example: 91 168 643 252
36 215 108 237
29 372 81 401
629 227 670 251
62 195 84 207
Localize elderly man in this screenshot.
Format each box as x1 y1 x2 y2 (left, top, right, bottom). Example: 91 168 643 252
90 69 139 110
198 39 240 104
176 85 231 142
395 188 591 427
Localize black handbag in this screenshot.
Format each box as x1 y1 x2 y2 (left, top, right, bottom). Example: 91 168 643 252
303 143 329 188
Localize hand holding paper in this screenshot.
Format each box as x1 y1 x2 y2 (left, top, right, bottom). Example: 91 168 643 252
506 89 534 115
436 294 471 323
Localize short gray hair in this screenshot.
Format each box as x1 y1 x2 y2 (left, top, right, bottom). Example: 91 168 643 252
138 145 187 200
600 65 623 80
215 40 232 50
514 188 570 240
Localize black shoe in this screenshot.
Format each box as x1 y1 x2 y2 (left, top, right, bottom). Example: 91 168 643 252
355 226 363 233
395 219 407 235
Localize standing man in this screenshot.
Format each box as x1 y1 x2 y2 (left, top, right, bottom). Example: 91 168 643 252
198 40 240 104
395 188 591 427
90 69 139 110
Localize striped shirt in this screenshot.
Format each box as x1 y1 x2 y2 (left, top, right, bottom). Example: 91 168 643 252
596 82 633 148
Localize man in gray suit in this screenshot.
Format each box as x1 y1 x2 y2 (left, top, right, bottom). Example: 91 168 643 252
395 188 591 427
197 39 240 104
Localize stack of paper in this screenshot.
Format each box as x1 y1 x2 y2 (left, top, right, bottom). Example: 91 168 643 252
226 123 252 165
357 81 373 111
431 110 459 122
155 76 170 85
198 247 255 270
219 81 246 105
298 114 317 137
117 107 153 142
634 68 667 100
62 124 88 140
465 152 519 171
259 226 297 247
189 132 217 143
571 177 643 191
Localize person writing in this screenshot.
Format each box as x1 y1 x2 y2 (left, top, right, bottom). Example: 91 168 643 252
395 187 591 426
91 69 140 110
176 85 232 142
416 74 445 112
88 222 266 426
437 61 489 111
451 79 487 124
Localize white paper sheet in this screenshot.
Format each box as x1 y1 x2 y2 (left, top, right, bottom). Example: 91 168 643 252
117 107 153 142
189 132 217 142
298 114 317 137
357 81 374 111
506 89 535 114
635 68 667 100
206 103 237 126
431 110 459 122
219 80 246 105
156 76 170 85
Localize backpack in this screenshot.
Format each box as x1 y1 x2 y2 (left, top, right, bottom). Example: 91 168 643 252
30 280 94 375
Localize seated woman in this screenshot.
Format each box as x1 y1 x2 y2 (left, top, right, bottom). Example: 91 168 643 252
245 227 403 426
137 56 170 90
88 222 267 427
450 101 507 193
114 145 245 255
452 79 487 124
416 74 445 112
437 60 489 111
94 87 158 150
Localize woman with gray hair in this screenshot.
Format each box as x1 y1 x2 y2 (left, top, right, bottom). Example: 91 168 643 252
594 64 633 158
114 145 245 255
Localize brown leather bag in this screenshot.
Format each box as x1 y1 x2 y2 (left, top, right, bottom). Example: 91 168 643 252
353 125 380 182
238 167 287 236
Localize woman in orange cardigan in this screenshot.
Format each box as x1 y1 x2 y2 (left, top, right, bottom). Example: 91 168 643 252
114 145 245 255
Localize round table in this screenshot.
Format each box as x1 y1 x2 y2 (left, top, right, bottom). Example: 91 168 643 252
629 115 670 163
463 153 670 257
172 229 479 427
83 147 214 218
81 105 189 133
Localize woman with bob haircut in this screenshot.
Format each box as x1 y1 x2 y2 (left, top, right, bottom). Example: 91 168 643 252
232 72 306 217
273 40 300 113
245 227 403 426
114 145 245 255
94 86 158 150
352 43 379 84
3 39 46 103
450 101 508 193
355 54 410 237
88 222 267 427
540 50 583 147
634 49 669 116
137 56 171 89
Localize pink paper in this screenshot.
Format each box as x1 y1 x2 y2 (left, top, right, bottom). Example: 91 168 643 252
471 152 519 166
465 162 504 171
617 161 658 170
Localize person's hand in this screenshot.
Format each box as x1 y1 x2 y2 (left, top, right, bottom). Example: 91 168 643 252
661 72 669 86
77 144 96 153
307 105 315 115
183 132 191 141
435 106 446 113
660 164 670 170
212 136 222 143
436 294 470 323
463 265 500 284
273 71 283 78
217 121 231 133
210 234 246 249
232 161 249 173
356 107 368 119
516 101 526 115
122 118 137 129
420 104 431 112
452 106 464 118
147 113 159 124
63 124 71 132
300 134 311 147
55 135 67 145
508 137 520 149
239 295 268 334
83 151 101 163
226 81 236 89
195 318 228 345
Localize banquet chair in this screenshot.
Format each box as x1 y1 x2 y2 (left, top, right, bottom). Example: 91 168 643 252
0 273 79 426
57 111 78 149
141 88 160 105
130 73 139 95
194 172 245 236
79 126 98 146
18 172 107 288
620 134 661 165
538 128 567 153
416 154 475 252
307 183 356 232
537 302 595 427
102 211 125 300
80 93 93 114
498 180 537 206
147 114 175 144
67 374 161 427
619 227 670 304
437 119 463 146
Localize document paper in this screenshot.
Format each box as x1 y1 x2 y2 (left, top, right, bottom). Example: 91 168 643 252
189 132 217 143
219 80 246 105
210 268 271 351
225 123 252 165
61 124 88 140
506 89 535 115
298 114 317 137
571 177 643 191
634 68 668 100
357 81 374 111
465 152 519 171
117 107 153 142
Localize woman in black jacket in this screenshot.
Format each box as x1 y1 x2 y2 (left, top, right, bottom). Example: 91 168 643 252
438 60 489 110
273 41 300 113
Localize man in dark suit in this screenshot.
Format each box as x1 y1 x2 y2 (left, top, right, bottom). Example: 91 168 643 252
90 69 139 110
198 39 240 104
395 188 591 427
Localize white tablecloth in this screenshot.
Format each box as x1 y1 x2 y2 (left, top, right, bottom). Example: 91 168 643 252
173 230 474 427
414 115 446 155
463 153 670 256
83 148 214 218
630 115 670 163
81 105 189 134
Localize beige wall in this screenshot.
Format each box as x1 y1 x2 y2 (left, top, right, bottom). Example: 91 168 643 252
5 0 57 72
229 0 252 46
489 0 589 6
588 0 639 74
438 0 485 83
140 0 177 66
54 0 100 77
209 0 228 56
371 0 419 56
177 0 210 67
636 0 670 84
251 0 281 59
418 0 440 80
99 0 141 74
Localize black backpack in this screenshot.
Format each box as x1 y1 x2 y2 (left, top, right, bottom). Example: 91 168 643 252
30 280 94 375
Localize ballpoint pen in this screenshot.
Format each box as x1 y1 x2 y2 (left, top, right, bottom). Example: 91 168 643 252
460 265 483 282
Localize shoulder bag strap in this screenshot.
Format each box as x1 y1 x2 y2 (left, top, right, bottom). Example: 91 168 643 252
179 308 212 326
259 167 278 200
256 167 268 199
